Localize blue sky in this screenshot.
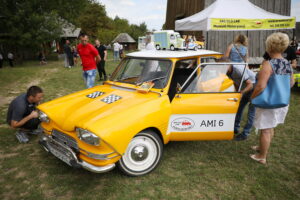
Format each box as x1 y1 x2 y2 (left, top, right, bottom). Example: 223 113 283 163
98 0 300 30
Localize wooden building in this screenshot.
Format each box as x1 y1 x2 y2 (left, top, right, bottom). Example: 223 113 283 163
165 0 292 57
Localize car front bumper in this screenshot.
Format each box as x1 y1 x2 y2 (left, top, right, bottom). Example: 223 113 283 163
39 134 115 173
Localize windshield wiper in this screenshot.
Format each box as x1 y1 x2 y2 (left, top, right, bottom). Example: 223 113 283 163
136 76 167 86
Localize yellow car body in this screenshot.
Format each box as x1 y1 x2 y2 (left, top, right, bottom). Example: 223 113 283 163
38 50 245 176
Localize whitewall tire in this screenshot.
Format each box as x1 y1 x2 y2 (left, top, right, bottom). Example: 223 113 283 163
117 131 163 176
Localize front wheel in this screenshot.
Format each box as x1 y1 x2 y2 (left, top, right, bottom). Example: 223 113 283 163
117 131 163 176
156 45 161 50
170 45 175 51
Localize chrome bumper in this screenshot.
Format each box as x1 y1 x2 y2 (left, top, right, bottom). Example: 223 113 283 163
39 134 115 173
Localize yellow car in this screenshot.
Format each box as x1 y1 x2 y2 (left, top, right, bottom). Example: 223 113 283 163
194 41 205 49
38 50 247 176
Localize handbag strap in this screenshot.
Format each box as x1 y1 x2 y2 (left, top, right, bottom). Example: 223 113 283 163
233 44 246 63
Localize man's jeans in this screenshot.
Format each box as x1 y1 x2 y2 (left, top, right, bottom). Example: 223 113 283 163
234 93 256 137
83 69 96 88
113 51 119 61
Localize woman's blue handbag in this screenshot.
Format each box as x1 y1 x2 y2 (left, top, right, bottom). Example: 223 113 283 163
252 66 291 109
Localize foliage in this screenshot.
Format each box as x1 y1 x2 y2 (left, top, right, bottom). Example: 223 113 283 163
0 0 90 50
78 2 112 39
0 0 148 58
80 10 149 45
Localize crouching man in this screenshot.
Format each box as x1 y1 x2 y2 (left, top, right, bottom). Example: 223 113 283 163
7 86 43 143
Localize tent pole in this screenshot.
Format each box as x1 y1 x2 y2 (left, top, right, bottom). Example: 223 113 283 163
206 31 208 49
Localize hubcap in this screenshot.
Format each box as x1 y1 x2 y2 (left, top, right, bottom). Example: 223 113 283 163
131 145 149 161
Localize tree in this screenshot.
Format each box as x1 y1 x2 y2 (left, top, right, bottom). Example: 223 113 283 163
0 0 90 60
79 2 112 38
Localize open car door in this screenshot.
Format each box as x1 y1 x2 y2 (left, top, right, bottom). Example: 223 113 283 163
168 63 247 141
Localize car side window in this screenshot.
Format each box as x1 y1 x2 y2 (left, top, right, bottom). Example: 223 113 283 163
182 64 243 93
168 58 198 101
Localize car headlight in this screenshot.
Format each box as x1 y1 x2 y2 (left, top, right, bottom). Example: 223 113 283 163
38 111 49 123
76 128 100 146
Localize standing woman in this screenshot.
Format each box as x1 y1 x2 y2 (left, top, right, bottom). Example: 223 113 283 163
250 32 294 164
225 34 248 63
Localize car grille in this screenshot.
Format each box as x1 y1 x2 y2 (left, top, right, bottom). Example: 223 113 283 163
52 130 79 151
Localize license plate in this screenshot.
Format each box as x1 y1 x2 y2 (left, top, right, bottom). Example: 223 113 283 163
47 141 75 166
49 146 72 166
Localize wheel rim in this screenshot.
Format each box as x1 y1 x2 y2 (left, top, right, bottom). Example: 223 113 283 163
122 136 158 172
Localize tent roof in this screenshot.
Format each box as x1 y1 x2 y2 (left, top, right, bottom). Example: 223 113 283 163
175 0 296 31
112 33 136 43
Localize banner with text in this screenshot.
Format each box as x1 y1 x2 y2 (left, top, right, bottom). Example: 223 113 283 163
210 18 296 30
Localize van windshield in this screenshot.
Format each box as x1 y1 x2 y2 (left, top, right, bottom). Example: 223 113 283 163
110 58 172 89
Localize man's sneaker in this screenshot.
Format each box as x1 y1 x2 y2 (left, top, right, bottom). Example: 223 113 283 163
16 130 29 143
31 128 43 135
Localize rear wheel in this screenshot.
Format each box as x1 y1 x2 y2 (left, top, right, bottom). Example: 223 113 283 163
117 131 163 176
170 45 175 51
156 45 161 50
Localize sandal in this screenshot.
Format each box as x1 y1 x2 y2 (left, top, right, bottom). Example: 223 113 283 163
251 145 260 152
250 154 266 165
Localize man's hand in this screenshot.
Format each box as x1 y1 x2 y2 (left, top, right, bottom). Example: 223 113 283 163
30 110 39 118
96 55 101 64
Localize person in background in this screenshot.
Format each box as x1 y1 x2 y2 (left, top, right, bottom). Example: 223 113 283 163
119 43 124 59
7 52 14 67
263 33 297 69
72 46 79 66
0 52 3 68
113 41 120 61
225 34 248 63
95 39 107 81
38 51 47 65
250 32 294 165
7 86 44 143
145 35 155 50
227 63 256 141
64 40 73 68
77 34 100 88
290 39 298 51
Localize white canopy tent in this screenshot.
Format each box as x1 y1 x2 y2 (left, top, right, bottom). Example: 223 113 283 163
175 0 296 31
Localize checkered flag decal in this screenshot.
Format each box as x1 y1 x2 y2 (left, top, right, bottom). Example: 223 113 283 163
86 91 105 99
101 94 122 104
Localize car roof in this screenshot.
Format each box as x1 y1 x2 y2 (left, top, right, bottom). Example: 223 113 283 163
126 50 222 59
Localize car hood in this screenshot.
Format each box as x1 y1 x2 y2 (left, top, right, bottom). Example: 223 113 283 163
38 84 161 131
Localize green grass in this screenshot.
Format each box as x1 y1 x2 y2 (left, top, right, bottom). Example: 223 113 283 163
0 51 299 200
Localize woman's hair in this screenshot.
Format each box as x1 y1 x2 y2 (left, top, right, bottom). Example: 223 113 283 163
234 34 248 46
266 32 289 54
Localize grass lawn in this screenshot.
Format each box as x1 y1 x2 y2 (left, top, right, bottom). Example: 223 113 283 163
0 51 299 200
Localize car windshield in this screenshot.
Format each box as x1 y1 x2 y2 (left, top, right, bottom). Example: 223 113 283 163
110 58 172 89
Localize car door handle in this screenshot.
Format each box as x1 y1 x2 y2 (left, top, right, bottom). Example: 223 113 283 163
227 98 238 102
